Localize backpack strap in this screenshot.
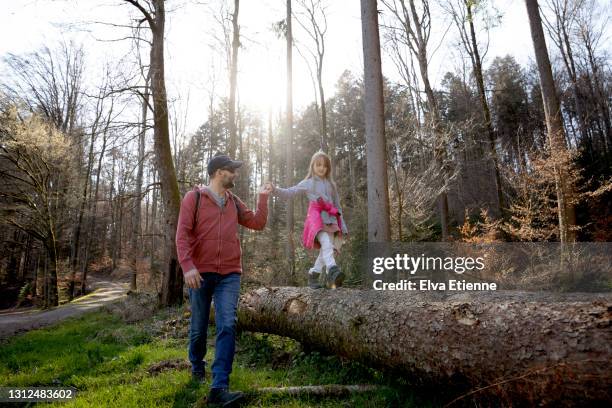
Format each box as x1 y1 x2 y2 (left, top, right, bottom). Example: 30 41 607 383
193 188 201 231
227 191 242 219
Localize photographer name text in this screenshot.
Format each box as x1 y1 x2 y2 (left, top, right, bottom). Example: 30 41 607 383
371 254 497 291
372 279 497 291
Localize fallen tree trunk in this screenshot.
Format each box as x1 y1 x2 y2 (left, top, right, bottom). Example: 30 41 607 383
237 287 611 405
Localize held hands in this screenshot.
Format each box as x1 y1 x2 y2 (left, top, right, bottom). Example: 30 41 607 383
259 182 274 195
184 268 203 289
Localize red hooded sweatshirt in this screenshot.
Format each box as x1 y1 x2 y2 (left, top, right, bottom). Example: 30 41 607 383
176 187 268 275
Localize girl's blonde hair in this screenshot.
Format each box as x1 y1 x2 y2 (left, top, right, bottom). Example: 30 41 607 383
304 150 339 197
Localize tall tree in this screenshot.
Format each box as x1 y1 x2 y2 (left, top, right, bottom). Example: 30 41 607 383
286 0 296 278
524 0 577 242
541 0 589 143
381 0 450 239
361 0 391 242
443 0 504 216
228 0 240 158
575 0 611 151
295 0 329 151
0 112 72 308
2 43 85 299
131 70 150 291
124 0 183 304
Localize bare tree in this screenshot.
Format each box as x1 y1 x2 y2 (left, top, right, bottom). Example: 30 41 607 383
123 0 183 305
1 42 84 135
574 0 611 150
2 42 86 298
442 0 505 216
381 0 450 239
0 112 75 307
295 0 329 151
541 0 590 144
131 68 151 291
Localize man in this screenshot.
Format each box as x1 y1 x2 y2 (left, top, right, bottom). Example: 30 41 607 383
176 154 271 407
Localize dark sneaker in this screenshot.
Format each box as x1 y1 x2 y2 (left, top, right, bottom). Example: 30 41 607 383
207 388 245 407
327 265 345 289
191 371 206 384
308 271 323 289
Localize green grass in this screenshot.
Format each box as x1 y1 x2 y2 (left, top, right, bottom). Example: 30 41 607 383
0 306 433 407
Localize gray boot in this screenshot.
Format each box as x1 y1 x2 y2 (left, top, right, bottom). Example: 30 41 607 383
308 271 323 289
327 265 345 289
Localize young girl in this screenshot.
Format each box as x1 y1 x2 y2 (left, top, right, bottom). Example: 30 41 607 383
272 151 348 289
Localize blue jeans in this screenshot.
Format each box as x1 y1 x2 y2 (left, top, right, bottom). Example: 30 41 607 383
188 272 241 389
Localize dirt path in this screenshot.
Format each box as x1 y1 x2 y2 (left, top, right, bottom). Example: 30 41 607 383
0 277 128 341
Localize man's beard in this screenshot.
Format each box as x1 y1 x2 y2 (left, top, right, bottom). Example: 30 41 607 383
222 178 235 189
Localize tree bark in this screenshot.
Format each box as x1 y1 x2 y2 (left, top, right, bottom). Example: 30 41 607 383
43 235 59 308
238 287 611 405
464 1 504 216
361 0 391 242
149 0 183 306
286 0 296 279
68 126 94 300
131 76 150 291
267 108 275 223
228 0 240 158
525 0 577 243
81 107 110 294
124 0 183 304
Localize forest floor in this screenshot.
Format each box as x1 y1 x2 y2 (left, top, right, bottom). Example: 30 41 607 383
0 275 128 340
0 293 438 407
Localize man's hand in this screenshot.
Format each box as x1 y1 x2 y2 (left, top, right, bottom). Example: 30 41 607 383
259 182 274 195
184 268 203 289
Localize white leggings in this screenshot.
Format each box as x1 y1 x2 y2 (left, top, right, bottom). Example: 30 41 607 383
309 231 341 274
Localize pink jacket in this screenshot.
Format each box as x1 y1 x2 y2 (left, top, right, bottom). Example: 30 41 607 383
302 198 343 249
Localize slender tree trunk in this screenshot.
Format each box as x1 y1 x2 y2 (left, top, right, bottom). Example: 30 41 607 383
584 40 612 149
317 70 328 151
6 231 20 286
465 1 504 216
525 0 577 243
109 153 118 271
44 229 59 308
361 0 391 242
228 0 240 158
391 161 403 240
149 0 183 305
32 253 39 300
43 253 49 308
267 108 275 224
68 129 95 300
348 134 356 203
131 78 149 291
208 93 215 167
81 117 109 294
150 171 159 274
117 197 124 263
286 0 296 279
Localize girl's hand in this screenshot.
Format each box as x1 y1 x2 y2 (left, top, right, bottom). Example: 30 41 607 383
259 183 274 195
